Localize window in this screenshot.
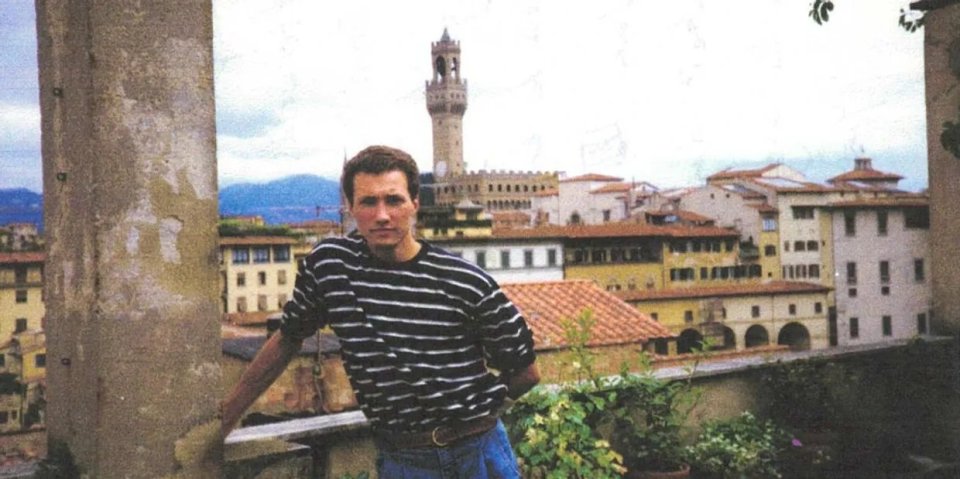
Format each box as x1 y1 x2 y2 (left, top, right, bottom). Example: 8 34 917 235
500 250 511 269
236 273 246 287
35 353 46 368
792 207 814 219
258 271 267 286
232 247 250 264
918 313 928 334
253 247 270 263
914 258 925 282
257 295 268 312
850 317 860 338
277 270 287 285
904 207 929 229
273 245 290 262
815 302 823 314
881 286 890 296
846 262 857 285
15 290 27 303
277 294 287 309
806 240 819 251
602 210 611 222
650 312 659 321
0 412 8 424
809 264 820 278
236 296 247 312
877 211 888 236
751 305 760 318
879 261 890 284
524 250 534 267
547 249 557 266
572 249 586 264
882 315 892 336
610 248 624 262
684 310 694 323
14 319 27 334
700 267 708 280
669 241 688 253
843 211 856 236
591 249 607 263
789 304 797 315
849 288 857 297
794 241 806 252
764 245 776 256
783 241 790 252
0 355 4 367
14 267 26 284
762 217 777 231
475 251 486 269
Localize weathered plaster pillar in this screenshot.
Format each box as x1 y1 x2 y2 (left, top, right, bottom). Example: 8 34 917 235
35 1 222 477
925 2 960 335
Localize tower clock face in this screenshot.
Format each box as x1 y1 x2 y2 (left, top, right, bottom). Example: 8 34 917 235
436 160 448 178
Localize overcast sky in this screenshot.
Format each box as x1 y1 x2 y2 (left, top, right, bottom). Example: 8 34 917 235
1 0 929 193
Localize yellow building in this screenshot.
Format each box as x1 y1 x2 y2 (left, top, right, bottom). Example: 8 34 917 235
620 281 831 353
559 223 749 292
219 236 298 315
0 331 47 433
0 252 45 340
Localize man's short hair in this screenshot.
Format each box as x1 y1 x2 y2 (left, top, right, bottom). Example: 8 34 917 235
341 145 420 205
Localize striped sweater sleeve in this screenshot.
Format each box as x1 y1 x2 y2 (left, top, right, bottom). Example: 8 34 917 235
279 253 326 340
476 285 536 376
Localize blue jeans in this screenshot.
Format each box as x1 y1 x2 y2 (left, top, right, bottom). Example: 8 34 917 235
375 420 521 479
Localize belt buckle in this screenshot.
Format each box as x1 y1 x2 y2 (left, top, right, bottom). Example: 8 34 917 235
431 425 451 447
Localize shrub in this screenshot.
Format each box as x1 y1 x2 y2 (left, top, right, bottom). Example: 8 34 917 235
687 411 791 479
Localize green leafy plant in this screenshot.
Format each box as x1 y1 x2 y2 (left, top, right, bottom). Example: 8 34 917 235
508 309 706 477
686 411 791 479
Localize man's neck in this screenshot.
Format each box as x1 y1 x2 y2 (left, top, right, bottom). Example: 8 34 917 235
370 236 422 263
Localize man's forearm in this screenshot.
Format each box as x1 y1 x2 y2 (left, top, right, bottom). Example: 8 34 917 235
505 361 541 400
221 332 303 435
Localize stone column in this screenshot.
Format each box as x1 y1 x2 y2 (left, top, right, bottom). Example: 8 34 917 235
924 2 960 335
35 1 222 477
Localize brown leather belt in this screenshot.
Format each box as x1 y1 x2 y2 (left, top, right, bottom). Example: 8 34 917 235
374 416 499 449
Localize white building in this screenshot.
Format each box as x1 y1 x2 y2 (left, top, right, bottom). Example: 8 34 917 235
430 231 564 284
829 195 931 345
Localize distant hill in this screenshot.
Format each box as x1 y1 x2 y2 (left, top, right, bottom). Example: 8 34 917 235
0 188 43 230
219 174 342 225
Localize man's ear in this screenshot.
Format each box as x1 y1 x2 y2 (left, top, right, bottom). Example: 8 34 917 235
412 197 420 212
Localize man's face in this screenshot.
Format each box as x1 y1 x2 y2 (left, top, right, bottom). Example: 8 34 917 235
349 170 420 257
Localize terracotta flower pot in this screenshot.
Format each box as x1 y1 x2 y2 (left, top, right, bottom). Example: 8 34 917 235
626 463 691 479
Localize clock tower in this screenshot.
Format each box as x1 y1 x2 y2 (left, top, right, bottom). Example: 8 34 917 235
426 28 467 179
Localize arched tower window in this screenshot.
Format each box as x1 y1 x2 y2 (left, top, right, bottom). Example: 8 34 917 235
435 56 447 81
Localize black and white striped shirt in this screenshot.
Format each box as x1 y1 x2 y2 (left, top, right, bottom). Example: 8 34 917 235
280 234 536 433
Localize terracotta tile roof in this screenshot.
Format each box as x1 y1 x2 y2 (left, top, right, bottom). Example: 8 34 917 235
828 194 929 208
501 280 674 350
590 182 632 194
828 158 903 183
0 252 45 264
560 173 623 183
493 223 738 240
491 211 531 221
751 203 779 214
617 281 831 302
219 236 298 246
707 163 780 181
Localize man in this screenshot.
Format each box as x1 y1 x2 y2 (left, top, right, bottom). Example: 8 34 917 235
222 145 540 478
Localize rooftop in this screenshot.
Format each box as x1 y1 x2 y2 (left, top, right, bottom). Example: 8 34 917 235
501 279 674 350
219 236 298 246
560 173 623 183
0 252 44 264
617 280 831 302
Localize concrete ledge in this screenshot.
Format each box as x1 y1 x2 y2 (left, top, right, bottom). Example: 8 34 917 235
225 336 954 451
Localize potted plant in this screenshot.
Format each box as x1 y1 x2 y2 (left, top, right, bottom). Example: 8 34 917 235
686 411 790 479
603 363 698 478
